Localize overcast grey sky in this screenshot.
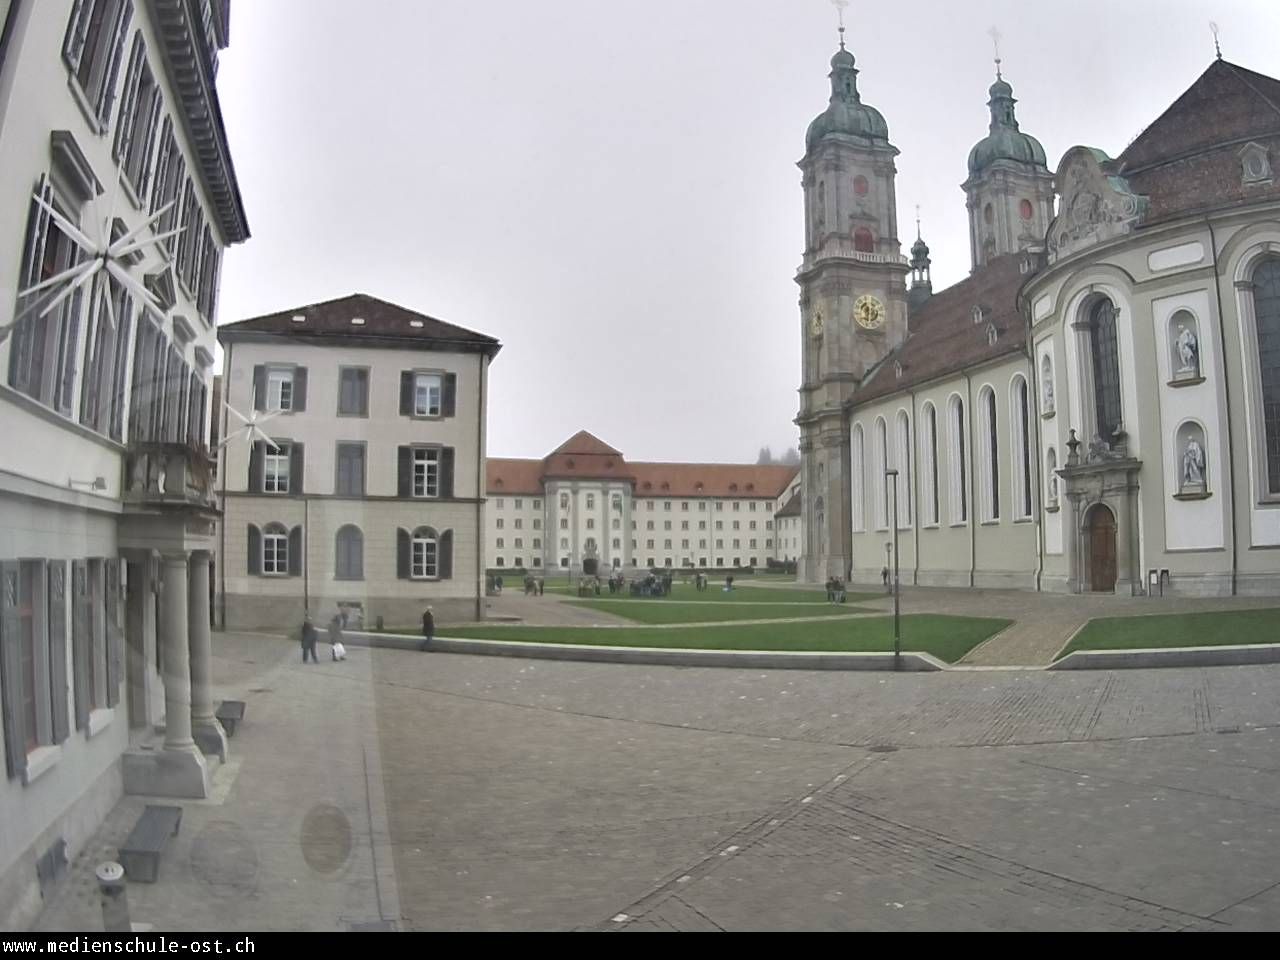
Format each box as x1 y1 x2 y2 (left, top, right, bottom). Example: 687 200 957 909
213 0 1280 463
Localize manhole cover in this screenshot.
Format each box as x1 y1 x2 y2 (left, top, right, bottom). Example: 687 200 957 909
301 804 353 875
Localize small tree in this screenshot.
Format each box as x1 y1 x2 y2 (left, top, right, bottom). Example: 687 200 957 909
757 446 774 465
782 447 800 465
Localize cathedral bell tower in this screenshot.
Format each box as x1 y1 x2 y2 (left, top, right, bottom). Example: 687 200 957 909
962 52 1054 271
795 28 909 583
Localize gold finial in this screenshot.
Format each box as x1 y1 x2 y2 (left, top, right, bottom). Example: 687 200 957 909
1210 21 1222 60
832 0 850 51
987 25 1003 79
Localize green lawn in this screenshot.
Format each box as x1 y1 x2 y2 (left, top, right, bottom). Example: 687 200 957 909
443 615 1011 664
542 584 873 604
564 600 872 624
1060 608 1280 658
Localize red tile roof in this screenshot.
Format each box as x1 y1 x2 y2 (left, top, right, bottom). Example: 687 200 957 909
486 435 800 499
218 293 501 354
855 253 1029 404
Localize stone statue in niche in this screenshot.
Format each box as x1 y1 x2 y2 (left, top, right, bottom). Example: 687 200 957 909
1182 436 1206 490
1174 324 1200 379
1048 473 1059 503
1042 375 1055 413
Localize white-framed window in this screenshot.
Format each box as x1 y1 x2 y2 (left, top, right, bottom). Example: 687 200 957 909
534 499 542 509
733 502 741 512
413 448 440 498
1011 375 1033 519
414 373 442 417
612 495 623 511
948 395 968 524
560 519 569 530
514 499 523 509
267 368 294 412
978 386 1000 521
62 0 133 127
560 538 569 548
586 494 596 509
514 519 523 530
587 519 595 530
496 538 505 549
560 493 569 509
411 529 439 579
264 444 290 494
851 423 866 532
874 417 889 529
263 524 289 575
496 519 504 530
514 538 523 549
613 538 621 548
533 519 542 530
533 538 541 549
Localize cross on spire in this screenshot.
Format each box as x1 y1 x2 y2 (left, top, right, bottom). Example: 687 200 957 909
832 0 850 51
1210 21 1222 60
987 25 1003 78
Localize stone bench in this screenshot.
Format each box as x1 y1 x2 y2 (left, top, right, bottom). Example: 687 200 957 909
119 805 183 883
216 700 245 737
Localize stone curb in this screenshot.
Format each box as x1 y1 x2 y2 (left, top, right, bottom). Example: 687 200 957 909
344 631 946 672
1049 642 1280 670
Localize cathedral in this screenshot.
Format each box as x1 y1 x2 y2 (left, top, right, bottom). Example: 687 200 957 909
797 34 1280 596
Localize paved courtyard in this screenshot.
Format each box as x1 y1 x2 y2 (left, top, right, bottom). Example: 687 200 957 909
34 631 1280 932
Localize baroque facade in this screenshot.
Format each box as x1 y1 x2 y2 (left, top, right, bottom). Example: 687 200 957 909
799 40 1280 597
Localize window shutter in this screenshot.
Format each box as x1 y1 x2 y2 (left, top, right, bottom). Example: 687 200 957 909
47 562 70 745
1 562 28 779
105 560 122 708
249 441 264 493
252 365 266 411
441 447 456 499
440 531 454 580
443 374 457 417
397 528 410 580
397 446 411 498
71 560 89 731
289 443 305 495
293 367 308 412
97 3 134 126
399 371 413 416
288 526 303 578
247 525 262 576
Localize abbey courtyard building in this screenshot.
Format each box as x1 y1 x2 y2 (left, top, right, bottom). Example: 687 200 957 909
798 42 1280 597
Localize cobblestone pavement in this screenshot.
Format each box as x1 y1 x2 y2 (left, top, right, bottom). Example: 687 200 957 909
35 635 1280 932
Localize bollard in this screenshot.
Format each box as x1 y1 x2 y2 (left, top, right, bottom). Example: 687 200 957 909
96 861 131 933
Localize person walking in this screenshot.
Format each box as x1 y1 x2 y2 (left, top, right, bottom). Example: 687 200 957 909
301 614 318 664
420 606 435 652
328 612 346 661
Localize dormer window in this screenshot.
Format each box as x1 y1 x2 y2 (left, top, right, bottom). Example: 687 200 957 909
987 323 999 346
1241 142 1273 186
972 305 986 325
894 361 903 379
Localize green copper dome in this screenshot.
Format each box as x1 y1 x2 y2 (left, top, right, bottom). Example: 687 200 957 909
806 48 890 150
967 76 1047 175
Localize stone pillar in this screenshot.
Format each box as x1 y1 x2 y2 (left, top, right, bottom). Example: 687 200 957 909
124 553 158 730
188 552 226 761
123 552 209 798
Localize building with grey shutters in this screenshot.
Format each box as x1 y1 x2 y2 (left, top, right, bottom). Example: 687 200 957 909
216 293 500 631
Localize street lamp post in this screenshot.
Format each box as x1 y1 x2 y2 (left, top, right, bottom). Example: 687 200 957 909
885 468 901 670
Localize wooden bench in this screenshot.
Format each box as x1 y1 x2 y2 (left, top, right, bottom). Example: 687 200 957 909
119 805 183 883
216 700 245 737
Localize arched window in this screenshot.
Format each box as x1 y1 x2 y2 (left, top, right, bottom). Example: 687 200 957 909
851 424 865 532
895 410 912 526
335 525 363 580
874 417 888 528
978 387 1000 521
949 395 967 524
922 403 939 525
854 227 875 253
1011 376 1032 519
1253 259 1280 492
1089 298 1123 440
263 522 289 575
411 526 439 579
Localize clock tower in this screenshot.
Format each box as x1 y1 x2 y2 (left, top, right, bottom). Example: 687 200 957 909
795 34 909 583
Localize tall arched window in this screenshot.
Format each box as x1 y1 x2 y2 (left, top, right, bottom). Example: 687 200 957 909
874 417 888 529
851 424 865 532
1011 376 1032 519
854 227 875 253
922 403 939 525
949 395 967 524
1089 298 1123 440
1253 259 1280 493
895 410 912 526
978 386 1000 521
335 525 363 580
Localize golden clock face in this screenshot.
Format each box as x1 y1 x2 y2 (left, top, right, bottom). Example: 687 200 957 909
810 311 824 337
854 294 886 330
